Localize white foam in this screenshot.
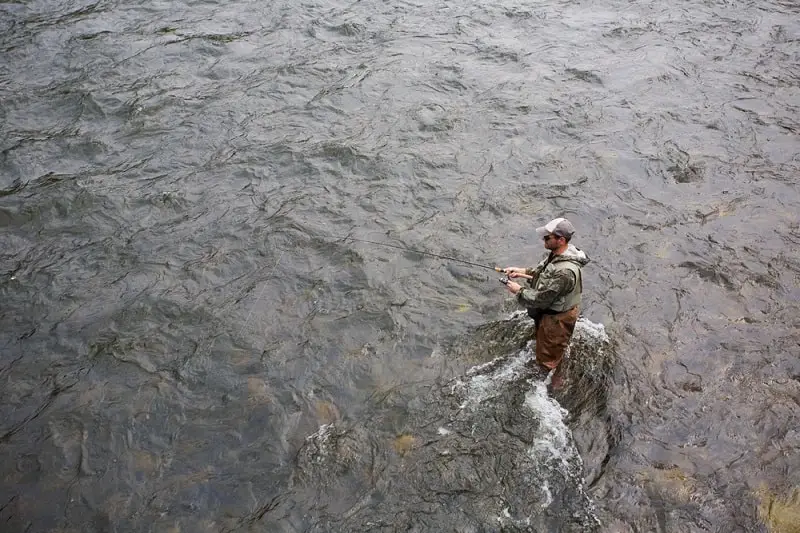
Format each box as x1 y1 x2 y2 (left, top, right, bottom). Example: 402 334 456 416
539 480 553 508
524 381 574 472
307 423 334 442
305 423 335 462
495 505 532 528
573 317 609 343
452 349 532 409
567 318 612 374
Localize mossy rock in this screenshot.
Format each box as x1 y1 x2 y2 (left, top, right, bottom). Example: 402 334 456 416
758 487 800 533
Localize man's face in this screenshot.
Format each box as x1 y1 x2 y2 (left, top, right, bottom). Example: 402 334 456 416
542 233 564 251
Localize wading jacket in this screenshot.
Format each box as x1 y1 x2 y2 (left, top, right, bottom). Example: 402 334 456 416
517 244 590 314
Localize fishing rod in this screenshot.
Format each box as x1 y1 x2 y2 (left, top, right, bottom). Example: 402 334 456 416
338 235 506 273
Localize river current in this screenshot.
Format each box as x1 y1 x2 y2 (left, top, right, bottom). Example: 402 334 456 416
1 0 799 531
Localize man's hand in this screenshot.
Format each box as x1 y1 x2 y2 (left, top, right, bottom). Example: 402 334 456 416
505 281 522 294
503 267 531 280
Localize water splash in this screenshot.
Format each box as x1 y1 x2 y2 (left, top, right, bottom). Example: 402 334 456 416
525 380 574 472
450 348 532 409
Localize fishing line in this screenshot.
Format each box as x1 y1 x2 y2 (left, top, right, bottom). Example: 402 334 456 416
338 235 503 273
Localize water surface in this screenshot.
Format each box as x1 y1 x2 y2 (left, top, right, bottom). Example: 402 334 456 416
1 0 799 531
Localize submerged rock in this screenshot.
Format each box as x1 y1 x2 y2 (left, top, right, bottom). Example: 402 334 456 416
282 315 613 532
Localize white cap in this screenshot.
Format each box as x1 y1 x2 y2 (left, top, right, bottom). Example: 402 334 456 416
535 217 576 238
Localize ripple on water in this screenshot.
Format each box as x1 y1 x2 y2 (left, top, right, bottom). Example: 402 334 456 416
1 0 799 531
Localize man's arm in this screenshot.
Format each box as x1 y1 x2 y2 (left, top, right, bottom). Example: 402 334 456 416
504 266 535 282
505 256 549 281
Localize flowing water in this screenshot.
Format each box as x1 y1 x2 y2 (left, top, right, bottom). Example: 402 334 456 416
1 0 799 531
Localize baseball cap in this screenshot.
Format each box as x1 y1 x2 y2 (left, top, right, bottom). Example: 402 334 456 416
535 217 576 238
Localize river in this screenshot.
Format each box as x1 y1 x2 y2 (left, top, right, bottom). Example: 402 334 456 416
1 0 799 531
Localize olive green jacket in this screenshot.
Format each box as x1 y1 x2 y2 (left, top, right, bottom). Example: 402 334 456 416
517 244 590 313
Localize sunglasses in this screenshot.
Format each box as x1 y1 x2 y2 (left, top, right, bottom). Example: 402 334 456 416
543 234 562 242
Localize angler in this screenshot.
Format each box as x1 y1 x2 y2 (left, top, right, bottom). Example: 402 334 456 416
500 218 590 372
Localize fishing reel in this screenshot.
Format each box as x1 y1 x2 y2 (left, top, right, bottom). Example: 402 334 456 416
499 277 510 285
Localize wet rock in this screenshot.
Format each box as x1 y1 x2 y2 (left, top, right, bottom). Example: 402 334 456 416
288 316 613 532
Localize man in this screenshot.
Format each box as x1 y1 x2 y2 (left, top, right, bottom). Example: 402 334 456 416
502 217 589 371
